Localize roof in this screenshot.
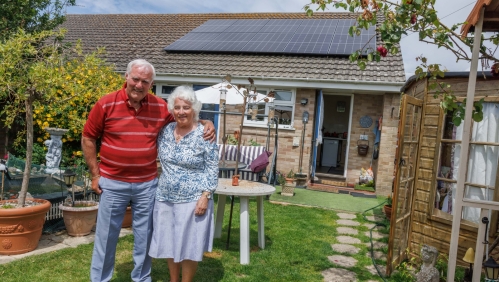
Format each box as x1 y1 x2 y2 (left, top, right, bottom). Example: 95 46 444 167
60 13 406 84
401 71 496 93
461 0 499 35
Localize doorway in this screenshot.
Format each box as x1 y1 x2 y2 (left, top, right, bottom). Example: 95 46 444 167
316 94 352 177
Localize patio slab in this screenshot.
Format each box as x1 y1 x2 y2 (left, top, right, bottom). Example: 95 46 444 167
337 227 358 235
337 219 360 226
337 212 357 219
337 236 361 244
328 254 358 268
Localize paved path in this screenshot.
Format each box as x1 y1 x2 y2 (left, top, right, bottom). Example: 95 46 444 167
322 212 388 282
0 228 132 265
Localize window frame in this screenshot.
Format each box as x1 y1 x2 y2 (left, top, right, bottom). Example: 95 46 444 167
430 98 499 230
243 88 296 129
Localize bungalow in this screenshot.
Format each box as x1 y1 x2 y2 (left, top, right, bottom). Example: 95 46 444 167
18 13 407 195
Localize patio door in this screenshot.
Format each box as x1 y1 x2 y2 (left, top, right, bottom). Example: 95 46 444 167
386 95 423 275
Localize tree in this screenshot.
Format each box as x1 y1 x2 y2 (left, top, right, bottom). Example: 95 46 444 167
0 0 76 41
0 29 122 207
304 0 499 124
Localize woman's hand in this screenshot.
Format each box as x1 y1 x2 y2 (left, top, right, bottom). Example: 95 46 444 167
195 195 209 216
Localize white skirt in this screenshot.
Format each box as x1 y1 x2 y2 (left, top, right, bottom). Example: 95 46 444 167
149 200 214 262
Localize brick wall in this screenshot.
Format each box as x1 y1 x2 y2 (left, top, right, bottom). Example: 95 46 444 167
375 93 401 196
219 88 315 178
345 94 384 186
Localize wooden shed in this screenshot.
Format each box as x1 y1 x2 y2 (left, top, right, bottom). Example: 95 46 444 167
386 72 499 274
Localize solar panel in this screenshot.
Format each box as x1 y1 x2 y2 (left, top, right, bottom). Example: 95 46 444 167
164 19 376 56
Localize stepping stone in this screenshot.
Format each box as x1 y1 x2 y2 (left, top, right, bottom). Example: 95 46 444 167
328 254 358 268
337 227 358 235
322 268 357 282
365 231 388 239
331 244 360 255
366 264 386 276
366 251 386 261
365 215 376 221
363 223 376 229
365 241 388 249
337 219 360 226
337 236 361 244
337 213 356 219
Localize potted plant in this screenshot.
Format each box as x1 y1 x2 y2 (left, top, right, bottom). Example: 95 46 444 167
285 169 295 184
279 171 294 197
383 195 392 219
58 169 99 236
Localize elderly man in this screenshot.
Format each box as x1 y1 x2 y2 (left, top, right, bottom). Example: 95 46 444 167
82 59 215 282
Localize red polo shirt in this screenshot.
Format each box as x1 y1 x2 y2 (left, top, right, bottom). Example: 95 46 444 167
83 84 174 182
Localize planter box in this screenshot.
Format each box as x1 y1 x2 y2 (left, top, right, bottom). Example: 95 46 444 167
59 201 99 236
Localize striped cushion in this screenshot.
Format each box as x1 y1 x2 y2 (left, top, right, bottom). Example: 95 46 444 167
217 144 266 181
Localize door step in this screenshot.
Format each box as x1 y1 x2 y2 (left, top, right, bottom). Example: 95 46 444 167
308 183 376 198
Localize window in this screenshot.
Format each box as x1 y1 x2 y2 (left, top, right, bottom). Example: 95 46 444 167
151 84 179 100
243 89 295 129
434 102 499 223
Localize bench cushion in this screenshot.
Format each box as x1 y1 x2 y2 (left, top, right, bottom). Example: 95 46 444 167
217 144 268 181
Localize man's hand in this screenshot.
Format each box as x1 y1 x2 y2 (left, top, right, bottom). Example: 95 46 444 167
91 176 102 195
200 120 216 143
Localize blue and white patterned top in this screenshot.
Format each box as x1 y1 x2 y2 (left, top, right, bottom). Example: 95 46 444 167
156 122 219 203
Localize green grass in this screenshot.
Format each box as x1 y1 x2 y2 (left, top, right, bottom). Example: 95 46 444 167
270 186 386 213
0 196 391 282
354 184 376 192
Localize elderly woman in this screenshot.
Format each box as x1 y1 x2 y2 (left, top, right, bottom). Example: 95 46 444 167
149 85 218 282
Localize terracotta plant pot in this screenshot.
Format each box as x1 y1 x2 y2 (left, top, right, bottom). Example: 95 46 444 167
383 205 392 220
122 206 132 228
285 177 294 184
0 199 51 255
232 175 239 186
59 201 99 237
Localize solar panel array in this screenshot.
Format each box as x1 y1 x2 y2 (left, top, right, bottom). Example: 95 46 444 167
164 19 376 56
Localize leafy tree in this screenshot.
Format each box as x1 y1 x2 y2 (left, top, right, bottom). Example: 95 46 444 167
304 0 499 124
0 0 76 41
0 29 122 207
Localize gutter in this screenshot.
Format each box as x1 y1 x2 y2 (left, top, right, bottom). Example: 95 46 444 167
151 72 406 93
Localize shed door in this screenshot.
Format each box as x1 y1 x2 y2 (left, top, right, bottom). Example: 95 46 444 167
386 95 423 275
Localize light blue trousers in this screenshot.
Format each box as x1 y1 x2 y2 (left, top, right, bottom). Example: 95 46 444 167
90 176 157 282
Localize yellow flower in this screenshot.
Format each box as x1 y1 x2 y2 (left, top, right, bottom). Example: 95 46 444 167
42 121 49 127
76 151 83 156
46 114 51 118
37 138 43 142
62 138 67 143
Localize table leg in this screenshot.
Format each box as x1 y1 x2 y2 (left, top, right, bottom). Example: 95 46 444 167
257 195 265 249
214 194 226 239
240 196 250 265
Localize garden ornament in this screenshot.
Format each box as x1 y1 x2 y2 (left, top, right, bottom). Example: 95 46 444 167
416 244 439 282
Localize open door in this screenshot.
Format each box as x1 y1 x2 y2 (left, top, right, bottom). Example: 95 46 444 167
386 95 423 275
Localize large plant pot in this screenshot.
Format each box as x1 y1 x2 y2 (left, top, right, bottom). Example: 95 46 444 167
59 201 99 237
281 186 295 197
0 199 51 255
122 206 132 228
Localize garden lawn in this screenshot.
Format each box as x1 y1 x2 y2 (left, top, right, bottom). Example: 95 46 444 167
0 197 390 282
270 185 387 213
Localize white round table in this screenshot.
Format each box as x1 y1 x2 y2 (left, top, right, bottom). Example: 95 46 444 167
214 178 275 265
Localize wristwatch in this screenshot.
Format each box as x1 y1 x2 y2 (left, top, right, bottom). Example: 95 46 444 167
203 192 212 199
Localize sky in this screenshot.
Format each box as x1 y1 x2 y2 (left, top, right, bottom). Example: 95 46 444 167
66 0 491 79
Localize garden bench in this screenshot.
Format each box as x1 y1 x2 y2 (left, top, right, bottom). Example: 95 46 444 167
217 144 268 182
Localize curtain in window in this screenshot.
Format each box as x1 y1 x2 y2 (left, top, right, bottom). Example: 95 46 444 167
446 103 499 223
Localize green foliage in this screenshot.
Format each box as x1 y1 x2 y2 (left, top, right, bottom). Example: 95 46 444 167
11 142 46 166
247 138 260 146
226 134 238 145
0 29 121 206
287 169 295 178
0 0 76 41
0 204 16 209
304 0 499 125
277 171 286 187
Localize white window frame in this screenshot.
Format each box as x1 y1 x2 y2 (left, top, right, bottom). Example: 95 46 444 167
154 84 180 100
243 88 296 129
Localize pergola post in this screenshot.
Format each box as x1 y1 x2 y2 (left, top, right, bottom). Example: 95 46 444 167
446 7 485 281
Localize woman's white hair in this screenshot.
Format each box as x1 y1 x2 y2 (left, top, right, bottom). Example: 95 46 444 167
126 59 156 80
167 85 202 122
